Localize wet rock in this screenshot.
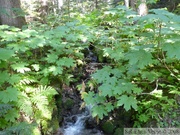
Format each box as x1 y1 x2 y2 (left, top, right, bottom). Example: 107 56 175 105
64 98 74 110
85 116 97 129
101 120 115 134
114 128 123 135
80 129 103 135
71 115 77 123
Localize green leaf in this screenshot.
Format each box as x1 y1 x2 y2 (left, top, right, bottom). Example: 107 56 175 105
0 48 14 61
133 87 143 94
56 57 75 67
7 42 28 52
11 62 31 73
0 104 12 117
0 71 10 84
139 114 149 122
92 105 108 119
9 74 21 85
31 64 40 71
162 43 180 59
117 95 137 111
66 33 79 42
103 47 124 61
31 94 48 109
46 53 58 63
120 82 134 94
99 84 113 97
18 92 33 116
40 77 49 85
48 65 63 75
106 76 118 86
127 65 139 76
0 87 19 103
126 49 153 69
92 66 111 83
141 71 159 81
21 29 38 38
37 85 58 97
29 36 46 48
4 108 19 122
105 102 114 112
114 81 136 95
83 91 96 105
54 26 70 36
2 31 18 41
113 85 123 95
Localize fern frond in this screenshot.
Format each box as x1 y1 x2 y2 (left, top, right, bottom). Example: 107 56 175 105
17 92 33 116
0 122 40 135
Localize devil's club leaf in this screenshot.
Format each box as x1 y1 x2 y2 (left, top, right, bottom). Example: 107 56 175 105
162 43 180 59
0 48 14 61
99 84 113 97
92 105 108 119
126 49 153 69
0 87 19 103
117 95 137 111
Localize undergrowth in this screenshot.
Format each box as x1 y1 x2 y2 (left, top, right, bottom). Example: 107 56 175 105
0 5 180 134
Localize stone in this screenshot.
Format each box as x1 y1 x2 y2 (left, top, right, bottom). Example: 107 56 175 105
101 120 115 134
114 128 123 135
64 98 74 110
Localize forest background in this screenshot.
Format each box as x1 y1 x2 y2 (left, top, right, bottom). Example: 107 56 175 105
0 0 180 134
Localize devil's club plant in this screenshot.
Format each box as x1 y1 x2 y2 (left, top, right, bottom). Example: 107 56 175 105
81 7 180 127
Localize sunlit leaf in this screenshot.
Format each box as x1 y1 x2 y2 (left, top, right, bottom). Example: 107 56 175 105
11 62 31 73
31 64 40 71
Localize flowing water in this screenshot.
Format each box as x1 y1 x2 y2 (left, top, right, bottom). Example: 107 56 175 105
58 49 102 135
62 106 103 135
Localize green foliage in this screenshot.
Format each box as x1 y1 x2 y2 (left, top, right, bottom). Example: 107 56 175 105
80 6 180 127
1 3 180 132
0 21 92 133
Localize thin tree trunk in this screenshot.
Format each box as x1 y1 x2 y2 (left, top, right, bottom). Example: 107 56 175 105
130 0 137 10
95 0 98 9
124 0 129 8
0 0 26 28
138 0 148 16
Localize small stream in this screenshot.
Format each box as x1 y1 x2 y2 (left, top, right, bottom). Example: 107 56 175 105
57 48 103 135
61 106 103 135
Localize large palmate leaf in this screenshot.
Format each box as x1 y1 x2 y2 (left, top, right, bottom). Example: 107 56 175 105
11 62 31 73
0 48 14 61
126 49 154 69
117 95 137 111
0 87 19 103
92 105 108 119
162 43 180 60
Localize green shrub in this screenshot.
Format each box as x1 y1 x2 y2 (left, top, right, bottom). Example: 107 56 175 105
80 7 180 127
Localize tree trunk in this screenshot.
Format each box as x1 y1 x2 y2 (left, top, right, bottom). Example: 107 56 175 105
0 0 26 28
130 0 137 10
95 0 98 9
124 0 129 8
137 0 148 16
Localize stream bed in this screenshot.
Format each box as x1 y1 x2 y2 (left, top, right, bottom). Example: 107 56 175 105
56 48 104 135
62 106 103 135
